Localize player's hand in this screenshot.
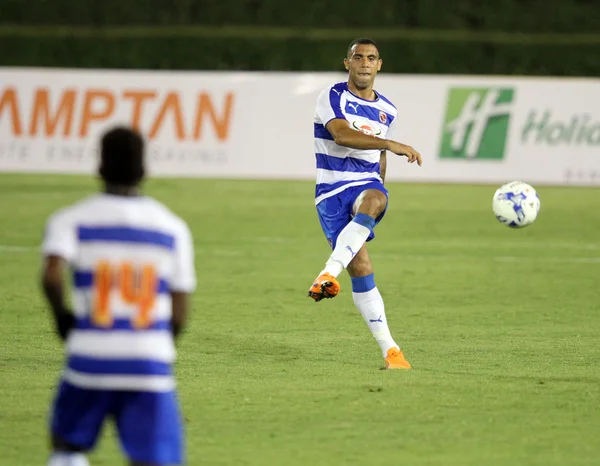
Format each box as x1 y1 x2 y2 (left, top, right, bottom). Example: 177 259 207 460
387 141 422 166
55 310 75 341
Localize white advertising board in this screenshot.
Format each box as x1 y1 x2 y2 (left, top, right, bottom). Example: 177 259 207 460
1 68 599 185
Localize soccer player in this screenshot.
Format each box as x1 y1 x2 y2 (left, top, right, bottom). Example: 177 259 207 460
307 38 422 370
40 126 196 466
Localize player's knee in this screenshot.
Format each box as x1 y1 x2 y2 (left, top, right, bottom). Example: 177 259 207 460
357 191 387 218
372 192 388 214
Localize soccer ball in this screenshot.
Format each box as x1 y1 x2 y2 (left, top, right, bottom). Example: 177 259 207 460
492 181 540 228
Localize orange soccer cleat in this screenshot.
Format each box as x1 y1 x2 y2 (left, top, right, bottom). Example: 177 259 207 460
307 273 340 302
384 347 412 369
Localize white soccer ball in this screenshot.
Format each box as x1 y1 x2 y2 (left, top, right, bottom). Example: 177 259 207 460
492 181 540 228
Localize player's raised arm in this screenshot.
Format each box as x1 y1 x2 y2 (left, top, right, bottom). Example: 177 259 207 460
326 119 422 165
315 85 421 165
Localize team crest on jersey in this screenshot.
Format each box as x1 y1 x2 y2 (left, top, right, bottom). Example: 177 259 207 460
379 111 387 124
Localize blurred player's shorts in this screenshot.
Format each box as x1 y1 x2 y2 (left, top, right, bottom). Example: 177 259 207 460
50 380 184 464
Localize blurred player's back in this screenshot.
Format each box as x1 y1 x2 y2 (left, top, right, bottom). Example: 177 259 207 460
51 193 193 392
42 126 195 466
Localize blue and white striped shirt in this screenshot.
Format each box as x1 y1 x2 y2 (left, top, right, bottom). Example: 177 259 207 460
313 82 398 205
42 194 196 392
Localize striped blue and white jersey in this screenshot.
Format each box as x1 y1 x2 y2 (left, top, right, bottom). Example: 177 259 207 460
313 81 398 205
42 194 196 393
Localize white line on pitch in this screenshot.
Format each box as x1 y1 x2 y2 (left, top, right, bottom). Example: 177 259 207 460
2 245 599 264
0 245 39 252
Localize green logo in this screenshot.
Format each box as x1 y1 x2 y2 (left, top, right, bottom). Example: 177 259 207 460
440 87 515 160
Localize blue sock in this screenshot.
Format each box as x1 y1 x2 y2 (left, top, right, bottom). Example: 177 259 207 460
352 213 376 233
351 273 376 293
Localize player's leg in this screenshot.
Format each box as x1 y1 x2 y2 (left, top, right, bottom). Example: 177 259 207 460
115 390 184 466
309 188 387 301
47 381 112 465
346 245 411 369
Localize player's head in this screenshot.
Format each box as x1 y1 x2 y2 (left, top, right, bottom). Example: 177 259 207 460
98 126 145 189
344 38 382 90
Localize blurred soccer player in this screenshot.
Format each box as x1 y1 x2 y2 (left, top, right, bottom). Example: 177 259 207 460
41 126 196 466
308 38 422 369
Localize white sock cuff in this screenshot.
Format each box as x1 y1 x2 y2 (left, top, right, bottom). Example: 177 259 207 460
48 452 90 466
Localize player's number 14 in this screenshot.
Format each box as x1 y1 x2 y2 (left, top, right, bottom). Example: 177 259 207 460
92 261 158 329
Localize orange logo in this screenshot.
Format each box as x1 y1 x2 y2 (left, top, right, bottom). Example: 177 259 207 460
352 120 381 136
0 87 235 142
360 125 373 135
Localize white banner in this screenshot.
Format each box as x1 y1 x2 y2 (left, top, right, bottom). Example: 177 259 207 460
1 68 599 185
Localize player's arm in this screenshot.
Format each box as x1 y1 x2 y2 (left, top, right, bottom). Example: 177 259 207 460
170 292 188 339
326 118 422 165
325 118 388 150
41 255 74 340
40 214 76 341
170 222 197 340
379 150 387 183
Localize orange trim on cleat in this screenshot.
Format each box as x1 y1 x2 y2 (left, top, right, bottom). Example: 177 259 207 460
384 347 411 369
307 272 340 302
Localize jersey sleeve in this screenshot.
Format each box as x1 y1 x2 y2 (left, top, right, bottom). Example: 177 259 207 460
170 221 196 293
315 86 346 126
41 211 77 262
386 115 399 141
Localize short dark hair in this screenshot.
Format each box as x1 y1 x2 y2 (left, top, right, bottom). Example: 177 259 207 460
347 37 379 57
99 126 145 186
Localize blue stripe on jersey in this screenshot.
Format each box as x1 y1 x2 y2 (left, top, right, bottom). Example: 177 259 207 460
314 123 335 141
72 270 170 294
78 226 175 250
329 84 346 119
67 355 172 376
316 178 380 198
75 317 172 331
316 153 380 174
344 101 394 127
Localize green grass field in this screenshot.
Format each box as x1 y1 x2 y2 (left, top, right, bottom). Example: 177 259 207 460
1 173 599 466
